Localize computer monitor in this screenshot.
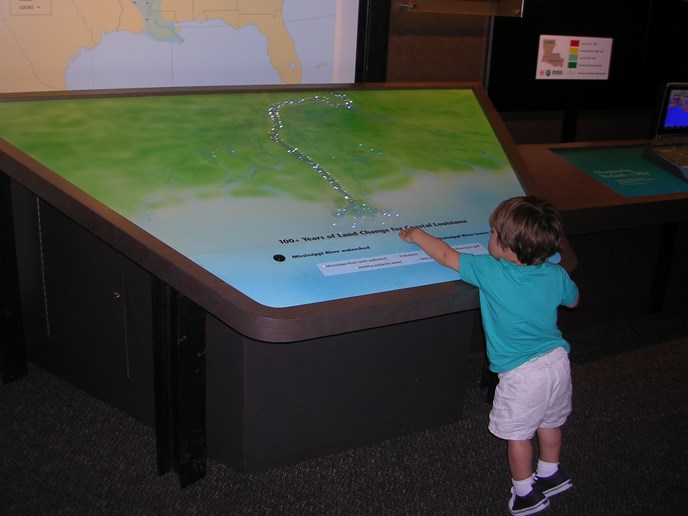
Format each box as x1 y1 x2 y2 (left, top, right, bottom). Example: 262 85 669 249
652 83 688 139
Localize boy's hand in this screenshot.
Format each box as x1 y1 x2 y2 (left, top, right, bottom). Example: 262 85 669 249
398 226 460 272
398 227 419 243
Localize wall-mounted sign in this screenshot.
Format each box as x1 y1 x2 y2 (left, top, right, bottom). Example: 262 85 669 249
399 0 524 17
535 35 613 80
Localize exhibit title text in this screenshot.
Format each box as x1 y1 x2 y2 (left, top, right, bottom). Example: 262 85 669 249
278 219 467 245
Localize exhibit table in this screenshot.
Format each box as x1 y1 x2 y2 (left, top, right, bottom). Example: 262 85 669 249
517 141 688 321
0 84 533 484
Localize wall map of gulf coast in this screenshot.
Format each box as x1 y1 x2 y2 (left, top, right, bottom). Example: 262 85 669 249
0 0 299 92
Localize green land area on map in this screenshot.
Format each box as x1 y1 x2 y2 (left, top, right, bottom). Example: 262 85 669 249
0 89 508 218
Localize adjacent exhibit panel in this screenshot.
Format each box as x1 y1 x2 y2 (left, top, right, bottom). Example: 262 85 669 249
516 141 688 329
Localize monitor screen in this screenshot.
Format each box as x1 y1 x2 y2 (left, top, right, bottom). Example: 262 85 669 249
661 86 688 131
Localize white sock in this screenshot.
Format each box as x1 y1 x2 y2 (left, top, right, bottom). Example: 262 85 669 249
512 475 534 497
536 459 559 478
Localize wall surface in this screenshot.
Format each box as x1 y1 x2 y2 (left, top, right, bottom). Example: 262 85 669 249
382 0 688 144
386 3 490 83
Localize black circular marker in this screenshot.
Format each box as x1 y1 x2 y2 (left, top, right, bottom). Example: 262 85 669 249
273 254 286 262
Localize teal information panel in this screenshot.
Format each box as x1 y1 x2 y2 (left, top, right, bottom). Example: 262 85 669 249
553 145 688 197
0 88 525 307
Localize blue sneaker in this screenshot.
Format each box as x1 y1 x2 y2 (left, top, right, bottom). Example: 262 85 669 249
508 485 550 515
533 468 573 498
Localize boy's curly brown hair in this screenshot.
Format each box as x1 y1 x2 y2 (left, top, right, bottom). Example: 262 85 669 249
489 196 564 265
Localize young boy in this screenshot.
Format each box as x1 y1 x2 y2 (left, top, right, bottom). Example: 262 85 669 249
399 196 579 515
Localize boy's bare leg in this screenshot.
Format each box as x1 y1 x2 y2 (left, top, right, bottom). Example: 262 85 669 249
533 426 572 498
508 439 534 480
507 439 551 514
536 427 562 464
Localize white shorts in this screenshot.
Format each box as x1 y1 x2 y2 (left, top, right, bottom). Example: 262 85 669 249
488 346 572 441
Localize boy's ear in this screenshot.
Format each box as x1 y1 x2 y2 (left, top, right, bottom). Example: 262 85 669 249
496 234 509 252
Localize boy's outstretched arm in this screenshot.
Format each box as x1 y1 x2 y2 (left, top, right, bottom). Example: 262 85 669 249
399 227 460 272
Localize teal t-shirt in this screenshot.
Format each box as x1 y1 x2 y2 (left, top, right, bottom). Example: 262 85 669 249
460 253 579 373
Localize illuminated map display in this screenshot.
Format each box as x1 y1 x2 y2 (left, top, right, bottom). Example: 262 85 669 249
0 87 525 307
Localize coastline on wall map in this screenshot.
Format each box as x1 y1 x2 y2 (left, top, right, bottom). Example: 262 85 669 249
0 0 357 93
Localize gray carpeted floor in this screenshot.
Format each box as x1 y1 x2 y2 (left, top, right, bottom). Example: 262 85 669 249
1 309 687 515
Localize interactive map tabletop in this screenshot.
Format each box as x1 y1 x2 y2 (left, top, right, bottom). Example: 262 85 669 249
0 87 525 308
